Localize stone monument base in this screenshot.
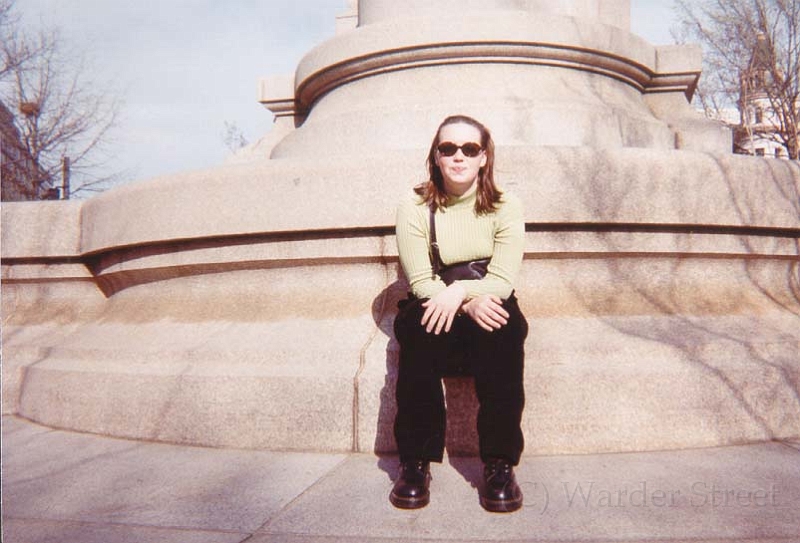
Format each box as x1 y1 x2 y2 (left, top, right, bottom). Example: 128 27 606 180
3 147 799 455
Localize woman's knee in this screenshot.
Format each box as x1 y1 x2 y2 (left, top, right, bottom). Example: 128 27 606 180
501 297 529 341
393 297 429 343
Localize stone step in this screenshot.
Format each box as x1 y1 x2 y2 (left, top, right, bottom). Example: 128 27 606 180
3 415 799 543
6 311 800 456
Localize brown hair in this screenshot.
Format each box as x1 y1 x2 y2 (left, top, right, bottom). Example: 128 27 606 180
415 115 502 214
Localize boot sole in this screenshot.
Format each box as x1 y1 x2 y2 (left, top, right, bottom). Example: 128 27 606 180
389 490 430 509
480 494 523 513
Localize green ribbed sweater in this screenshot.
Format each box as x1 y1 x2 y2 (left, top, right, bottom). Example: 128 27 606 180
395 188 525 300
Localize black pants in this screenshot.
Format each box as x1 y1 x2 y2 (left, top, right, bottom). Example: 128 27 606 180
393 294 528 465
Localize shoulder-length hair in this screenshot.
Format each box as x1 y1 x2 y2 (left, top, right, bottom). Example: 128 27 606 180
414 114 502 214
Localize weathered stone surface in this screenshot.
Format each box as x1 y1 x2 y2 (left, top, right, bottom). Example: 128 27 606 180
7 265 385 451
2 0 799 457
14 148 793 258
1 200 82 258
2 146 799 453
259 445 800 542
358 257 800 456
5 415 799 543
1 416 347 538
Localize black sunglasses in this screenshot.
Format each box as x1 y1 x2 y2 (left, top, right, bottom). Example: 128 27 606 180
436 141 483 158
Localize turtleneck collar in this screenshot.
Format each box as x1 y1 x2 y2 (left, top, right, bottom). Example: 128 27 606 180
444 183 478 209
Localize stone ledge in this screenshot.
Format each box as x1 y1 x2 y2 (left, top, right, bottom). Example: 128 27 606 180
361 300 800 456
1 201 83 259
6 254 797 455
50 148 800 257
9 311 799 456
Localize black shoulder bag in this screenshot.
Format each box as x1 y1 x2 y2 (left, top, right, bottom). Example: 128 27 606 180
430 207 490 285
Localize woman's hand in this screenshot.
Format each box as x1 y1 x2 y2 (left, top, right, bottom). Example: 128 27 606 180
421 283 467 335
462 294 509 332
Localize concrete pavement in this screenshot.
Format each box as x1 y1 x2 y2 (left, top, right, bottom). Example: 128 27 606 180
3 415 799 543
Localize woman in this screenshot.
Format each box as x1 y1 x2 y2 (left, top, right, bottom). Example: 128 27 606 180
391 115 528 513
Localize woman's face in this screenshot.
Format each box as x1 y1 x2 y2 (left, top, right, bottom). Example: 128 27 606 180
434 122 487 197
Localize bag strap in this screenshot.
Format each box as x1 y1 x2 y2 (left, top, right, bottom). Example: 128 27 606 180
429 206 442 278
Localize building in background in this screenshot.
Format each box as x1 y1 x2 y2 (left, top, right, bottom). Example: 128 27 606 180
1 99 56 201
734 33 796 159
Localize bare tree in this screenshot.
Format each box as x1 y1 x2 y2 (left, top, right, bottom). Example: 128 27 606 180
1 0 122 199
1 0 18 78
1 0 46 80
223 120 249 154
676 0 800 159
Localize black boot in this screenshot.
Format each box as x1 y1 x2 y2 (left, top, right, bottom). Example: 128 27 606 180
389 460 431 509
480 458 523 513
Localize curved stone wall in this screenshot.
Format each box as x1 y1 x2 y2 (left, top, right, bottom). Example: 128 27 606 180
267 7 725 159
3 147 799 454
1 0 796 456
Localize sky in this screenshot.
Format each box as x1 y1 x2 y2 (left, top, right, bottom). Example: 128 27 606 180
16 0 680 192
